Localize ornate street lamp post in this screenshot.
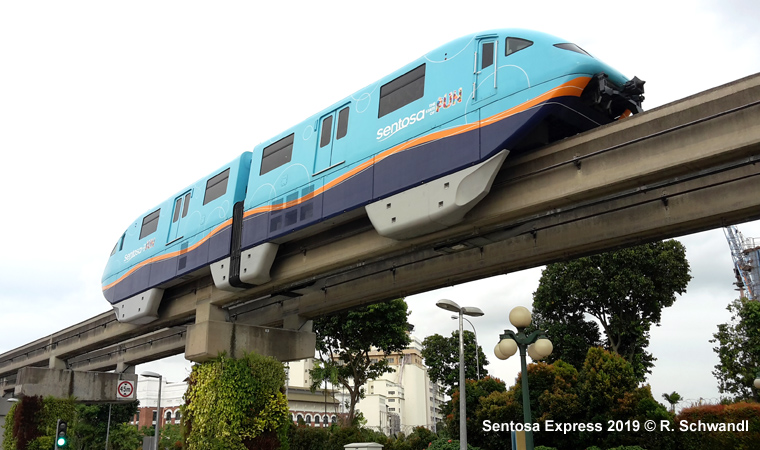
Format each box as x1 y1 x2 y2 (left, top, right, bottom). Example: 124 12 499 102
494 306 553 450
437 299 484 450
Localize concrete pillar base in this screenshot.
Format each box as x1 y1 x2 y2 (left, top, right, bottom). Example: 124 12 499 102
185 320 316 363
15 367 138 403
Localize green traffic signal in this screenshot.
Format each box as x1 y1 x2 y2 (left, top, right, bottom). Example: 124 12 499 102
55 419 68 448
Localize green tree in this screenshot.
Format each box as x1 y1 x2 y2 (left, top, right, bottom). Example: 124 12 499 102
661 391 682 413
711 297 760 401
71 401 139 450
532 240 691 380
463 350 674 450
421 330 489 395
106 423 143 450
158 423 184 449
310 298 411 425
445 376 506 448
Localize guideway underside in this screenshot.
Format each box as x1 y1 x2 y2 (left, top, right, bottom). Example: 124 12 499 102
2 73 760 391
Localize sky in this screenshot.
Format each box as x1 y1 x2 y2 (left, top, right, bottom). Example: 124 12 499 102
1 0 760 411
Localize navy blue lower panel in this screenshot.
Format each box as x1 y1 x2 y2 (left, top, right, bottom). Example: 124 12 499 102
373 127 480 199
208 228 231 263
105 226 232 305
323 165 374 219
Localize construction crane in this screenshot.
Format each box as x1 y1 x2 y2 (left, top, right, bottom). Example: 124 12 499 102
723 225 760 301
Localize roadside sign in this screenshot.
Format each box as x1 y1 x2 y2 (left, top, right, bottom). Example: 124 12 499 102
117 380 135 400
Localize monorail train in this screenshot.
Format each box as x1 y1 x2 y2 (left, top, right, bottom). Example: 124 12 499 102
102 29 644 324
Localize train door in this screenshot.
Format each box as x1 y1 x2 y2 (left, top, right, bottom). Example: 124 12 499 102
167 190 191 244
313 104 351 175
474 37 498 102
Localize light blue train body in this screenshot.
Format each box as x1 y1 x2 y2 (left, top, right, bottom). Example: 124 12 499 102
103 29 644 323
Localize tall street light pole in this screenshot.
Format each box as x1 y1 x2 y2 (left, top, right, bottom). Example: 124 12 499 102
493 306 553 450
452 315 480 380
437 299 484 450
141 371 163 450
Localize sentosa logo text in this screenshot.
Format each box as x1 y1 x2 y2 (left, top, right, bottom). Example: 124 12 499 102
124 239 155 262
376 110 426 141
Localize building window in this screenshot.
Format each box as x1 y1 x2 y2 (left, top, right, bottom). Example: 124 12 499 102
305 415 311 424
331 415 337 424
388 399 395 402
378 64 426 118
175 410 181 423
203 168 230 205
296 414 304 423
260 134 294 175
139 209 160 240
389 408 396 412
388 391 395 395
314 415 321 425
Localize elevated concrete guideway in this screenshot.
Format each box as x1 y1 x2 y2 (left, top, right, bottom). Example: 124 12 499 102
2 73 760 390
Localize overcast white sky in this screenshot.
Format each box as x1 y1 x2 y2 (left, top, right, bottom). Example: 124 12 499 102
2 1 760 409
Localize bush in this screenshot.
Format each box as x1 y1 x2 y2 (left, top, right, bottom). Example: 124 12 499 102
676 402 760 450
183 352 290 450
427 439 481 450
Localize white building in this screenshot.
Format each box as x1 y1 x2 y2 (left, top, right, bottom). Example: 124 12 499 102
288 335 445 434
132 375 186 429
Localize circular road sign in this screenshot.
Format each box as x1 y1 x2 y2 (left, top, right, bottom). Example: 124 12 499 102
117 380 135 399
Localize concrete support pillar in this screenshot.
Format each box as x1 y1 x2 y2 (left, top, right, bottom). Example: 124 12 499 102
196 300 228 323
116 362 135 374
185 320 316 363
15 367 138 402
283 314 313 332
49 355 66 370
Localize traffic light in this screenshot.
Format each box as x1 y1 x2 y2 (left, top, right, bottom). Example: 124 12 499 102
55 419 68 448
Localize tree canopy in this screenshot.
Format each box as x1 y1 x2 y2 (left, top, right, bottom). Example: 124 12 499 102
310 298 411 424
421 330 489 395
531 240 691 380
448 349 674 450
711 297 760 401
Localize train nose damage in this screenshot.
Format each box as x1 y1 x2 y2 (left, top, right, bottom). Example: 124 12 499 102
583 73 646 119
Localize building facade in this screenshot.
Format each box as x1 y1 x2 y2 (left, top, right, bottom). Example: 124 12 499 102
132 376 186 430
132 335 444 435
287 335 445 434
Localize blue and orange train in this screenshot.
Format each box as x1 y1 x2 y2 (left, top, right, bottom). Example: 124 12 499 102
102 29 644 323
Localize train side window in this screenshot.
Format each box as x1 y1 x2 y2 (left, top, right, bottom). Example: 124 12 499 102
336 106 349 140
505 37 533 56
554 43 591 57
111 234 124 256
182 192 191 218
172 197 182 223
260 134 294 175
378 64 426 118
320 115 333 148
140 209 161 240
203 168 230 205
482 42 494 69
